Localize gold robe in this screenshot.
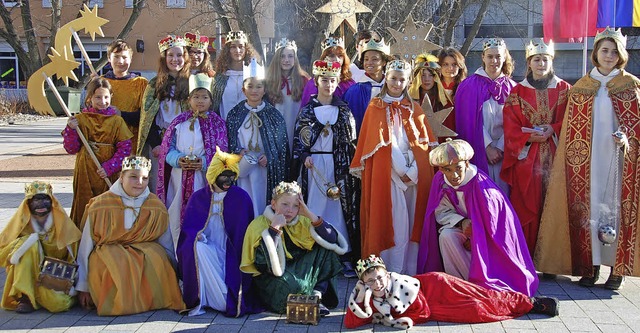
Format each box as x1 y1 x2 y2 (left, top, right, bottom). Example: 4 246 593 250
103 74 148 154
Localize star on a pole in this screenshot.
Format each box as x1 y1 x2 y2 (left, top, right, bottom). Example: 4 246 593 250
387 15 440 61
315 0 372 34
422 98 457 139
48 46 80 86
77 4 109 40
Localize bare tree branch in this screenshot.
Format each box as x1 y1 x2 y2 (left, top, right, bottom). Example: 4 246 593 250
460 0 490 55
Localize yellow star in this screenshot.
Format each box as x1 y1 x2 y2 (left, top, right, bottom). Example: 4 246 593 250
387 15 440 61
422 99 457 139
77 4 109 40
316 0 371 34
47 46 80 86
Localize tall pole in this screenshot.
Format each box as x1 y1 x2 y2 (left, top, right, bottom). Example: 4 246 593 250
583 0 589 76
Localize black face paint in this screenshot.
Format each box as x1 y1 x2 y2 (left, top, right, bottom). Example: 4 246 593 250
28 194 52 217
215 170 237 192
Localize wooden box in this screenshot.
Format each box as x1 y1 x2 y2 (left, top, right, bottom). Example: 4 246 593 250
285 294 320 325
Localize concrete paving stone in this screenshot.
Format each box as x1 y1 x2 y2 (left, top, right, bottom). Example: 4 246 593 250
557 303 587 318
372 323 410 331
103 316 144 331
134 321 178 333
308 323 342 333
171 320 210 332
410 324 440 333
29 329 66 333
526 312 562 322
597 323 635 333
147 309 183 322
0 318 39 329
206 314 240 325
99 330 138 333
64 321 108 332
574 298 610 312
503 330 538 333
34 314 84 329
321 313 345 324
271 323 309 333
469 321 505 333
585 310 625 325
205 324 243 333
437 322 473 333
531 320 570 332
501 317 536 329
560 316 599 331
9 309 52 321
80 311 117 322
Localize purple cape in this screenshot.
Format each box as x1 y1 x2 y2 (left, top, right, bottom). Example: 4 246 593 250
343 81 375 134
454 73 515 173
300 78 355 111
176 185 264 316
416 170 539 297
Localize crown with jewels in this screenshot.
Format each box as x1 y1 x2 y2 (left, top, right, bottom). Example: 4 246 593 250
312 60 341 77
24 181 53 199
226 30 248 44
122 156 152 172
386 59 412 74
525 39 554 59
595 26 627 48
355 254 387 279
321 36 345 51
361 38 391 56
272 181 302 197
243 58 265 81
185 32 209 49
158 35 187 53
483 38 506 51
275 38 298 53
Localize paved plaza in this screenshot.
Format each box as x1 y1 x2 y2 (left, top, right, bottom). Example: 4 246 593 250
0 119 639 332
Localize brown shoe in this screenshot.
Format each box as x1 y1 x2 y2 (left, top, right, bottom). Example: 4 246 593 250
578 265 600 287
15 296 34 314
604 274 625 290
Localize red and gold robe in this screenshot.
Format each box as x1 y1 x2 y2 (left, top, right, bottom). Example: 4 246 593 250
501 77 571 255
535 70 640 277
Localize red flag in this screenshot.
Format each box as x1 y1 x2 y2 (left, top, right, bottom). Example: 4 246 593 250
543 0 598 42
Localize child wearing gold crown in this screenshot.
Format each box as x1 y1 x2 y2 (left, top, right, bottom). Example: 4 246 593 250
138 35 191 194
177 148 263 317
156 73 228 250
501 39 571 257
240 181 348 315
536 27 640 290
265 38 310 150
0 181 81 313
292 60 360 277
211 31 261 120
350 59 436 276
345 254 557 329
300 35 356 108
185 32 215 77
226 58 289 218
76 156 184 315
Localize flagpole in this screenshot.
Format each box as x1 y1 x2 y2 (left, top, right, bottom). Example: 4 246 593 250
583 0 589 76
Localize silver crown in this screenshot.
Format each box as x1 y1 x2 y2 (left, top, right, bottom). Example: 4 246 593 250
122 156 152 172
387 59 411 74
275 38 298 53
483 38 506 51
321 36 345 51
361 38 391 56
525 39 554 59
595 26 627 48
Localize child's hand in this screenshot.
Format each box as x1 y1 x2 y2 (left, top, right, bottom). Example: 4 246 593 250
178 156 191 170
258 154 267 167
354 280 367 303
97 167 108 179
297 193 317 222
152 145 162 158
78 291 94 309
304 156 314 169
67 116 78 130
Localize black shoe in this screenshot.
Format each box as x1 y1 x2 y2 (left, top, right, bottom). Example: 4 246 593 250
542 273 557 280
15 296 34 314
530 296 559 317
318 303 330 317
604 274 625 290
578 266 600 287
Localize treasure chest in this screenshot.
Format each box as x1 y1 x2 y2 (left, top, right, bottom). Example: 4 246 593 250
285 294 320 325
37 257 78 294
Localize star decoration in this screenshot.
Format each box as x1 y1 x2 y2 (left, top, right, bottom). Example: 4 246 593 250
77 4 109 40
47 46 80 86
315 0 372 34
387 14 440 61
422 99 457 139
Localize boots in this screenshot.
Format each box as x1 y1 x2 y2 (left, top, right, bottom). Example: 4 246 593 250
15 295 35 314
604 274 625 290
530 296 560 317
578 265 600 287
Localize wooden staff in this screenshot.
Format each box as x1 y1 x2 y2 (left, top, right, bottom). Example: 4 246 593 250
70 28 98 76
42 72 112 187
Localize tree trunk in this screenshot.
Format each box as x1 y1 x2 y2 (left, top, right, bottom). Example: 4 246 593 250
47 0 62 55
442 0 467 47
460 0 490 56
236 0 264 60
0 3 38 77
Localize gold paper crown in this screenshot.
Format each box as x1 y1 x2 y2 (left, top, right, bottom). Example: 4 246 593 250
321 36 345 51
361 38 391 56
158 35 187 53
483 38 506 51
185 32 210 49
226 30 248 44
189 73 213 94
414 54 440 71
24 181 53 199
595 26 627 48
275 38 298 53
312 60 341 77
429 138 475 167
386 59 412 74
355 254 387 279
122 156 152 172
272 181 302 197
206 147 241 184
525 39 554 59
243 58 265 81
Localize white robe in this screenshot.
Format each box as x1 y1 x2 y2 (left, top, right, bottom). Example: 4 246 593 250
189 191 229 316
166 120 207 251
589 67 622 267
149 98 183 194
305 105 350 252
275 82 301 151
379 94 419 276
220 70 244 121
236 102 269 217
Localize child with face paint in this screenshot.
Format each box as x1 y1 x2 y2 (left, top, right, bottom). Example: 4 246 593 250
0 182 81 314
345 255 558 329
177 148 263 317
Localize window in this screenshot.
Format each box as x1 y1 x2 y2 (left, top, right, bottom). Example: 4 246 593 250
2 0 18 8
88 0 103 8
73 48 107 80
42 0 51 7
125 0 133 8
166 0 186 9
0 51 26 89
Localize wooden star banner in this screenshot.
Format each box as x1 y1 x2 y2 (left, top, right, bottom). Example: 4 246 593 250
315 0 372 34
421 98 457 139
387 14 440 61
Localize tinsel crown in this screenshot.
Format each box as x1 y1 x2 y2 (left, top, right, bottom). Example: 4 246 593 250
272 181 301 197
275 38 298 53
321 36 345 51
185 32 209 49
312 60 341 77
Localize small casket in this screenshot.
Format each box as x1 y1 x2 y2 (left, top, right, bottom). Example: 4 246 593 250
37 257 78 294
286 294 320 325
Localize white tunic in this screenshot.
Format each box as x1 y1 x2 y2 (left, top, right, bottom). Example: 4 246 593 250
236 102 269 217
305 105 350 251
379 94 419 275
189 191 229 316
151 98 183 193
220 70 244 120
359 75 385 100
275 82 301 151
589 67 622 267
166 120 208 251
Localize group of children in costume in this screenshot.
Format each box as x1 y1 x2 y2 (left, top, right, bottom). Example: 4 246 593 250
3 23 640 329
